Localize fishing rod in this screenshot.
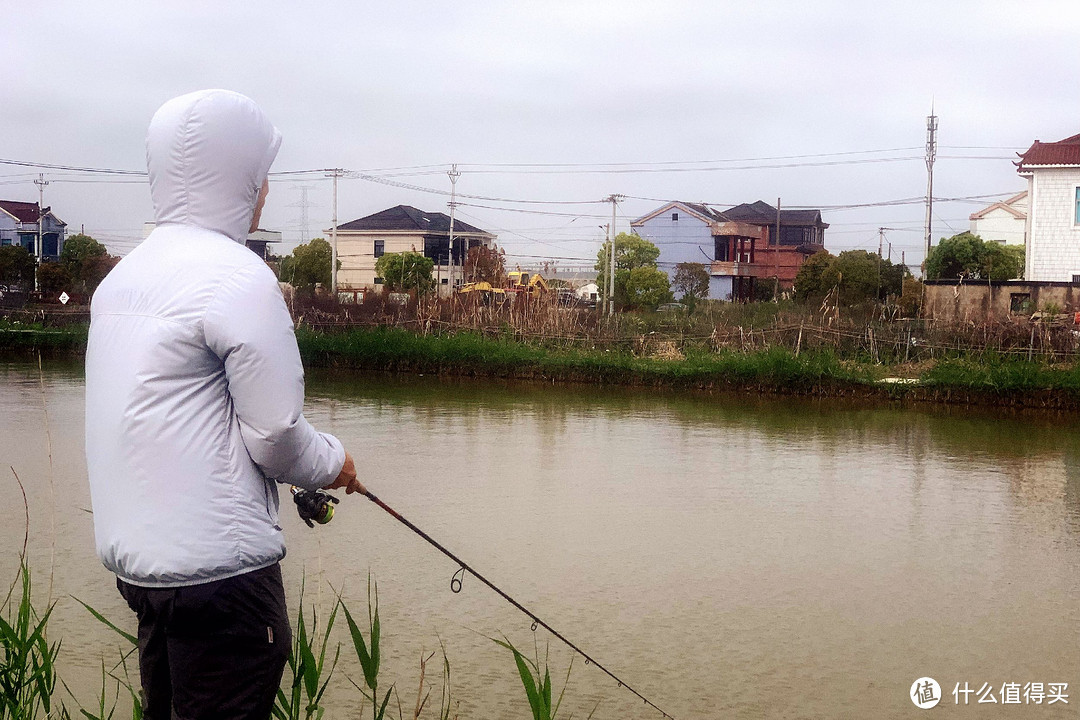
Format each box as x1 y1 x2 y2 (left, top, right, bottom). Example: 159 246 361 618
291 486 674 719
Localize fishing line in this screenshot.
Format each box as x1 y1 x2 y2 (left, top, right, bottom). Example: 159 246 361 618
359 488 676 719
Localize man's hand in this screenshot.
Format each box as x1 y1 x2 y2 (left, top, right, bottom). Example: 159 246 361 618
324 451 365 495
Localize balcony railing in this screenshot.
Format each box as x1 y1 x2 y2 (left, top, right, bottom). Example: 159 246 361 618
709 260 767 278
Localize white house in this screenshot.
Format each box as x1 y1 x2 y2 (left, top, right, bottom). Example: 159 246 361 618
0 200 67 259
329 205 496 293
1016 133 1080 282
968 191 1027 245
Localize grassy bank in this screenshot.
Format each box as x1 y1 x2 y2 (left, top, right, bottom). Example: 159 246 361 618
7 319 1080 409
295 325 875 394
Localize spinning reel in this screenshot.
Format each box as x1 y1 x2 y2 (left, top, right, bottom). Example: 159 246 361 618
290 486 339 527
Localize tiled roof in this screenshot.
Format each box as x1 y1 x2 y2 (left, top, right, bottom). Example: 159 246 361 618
1016 132 1080 168
0 200 41 223
337 205 491 235
630 201 724 226
680 202 725 222
718 201 829 228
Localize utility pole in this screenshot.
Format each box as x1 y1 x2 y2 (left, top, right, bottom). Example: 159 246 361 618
447 164 460 291
604 194 623 316
924 107 938 259
33 173 49 292
877 227 884 300
774 197 781 301
327 169 342 294
34 173 49 261
603 223 612 314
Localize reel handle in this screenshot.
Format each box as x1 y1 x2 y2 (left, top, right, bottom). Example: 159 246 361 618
290 486 340 528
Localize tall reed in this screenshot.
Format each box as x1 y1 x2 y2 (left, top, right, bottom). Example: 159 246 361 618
273 579 340 720
0 562 59 720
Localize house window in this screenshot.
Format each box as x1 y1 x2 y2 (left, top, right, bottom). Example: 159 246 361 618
374 240 384 258
1075 186 1080 224
374 277 384 285
671 212 679 222
1072 275 1080 285
1010 293 1032 313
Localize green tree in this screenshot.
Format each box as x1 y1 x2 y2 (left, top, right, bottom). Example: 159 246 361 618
878 257 907 299
793 250 834 304
595 233 665 310
37 261 72 297
925 231 1023 281
0 246 36 289
279 237 334 290
982 242 1024 281
672 262 709 306
820 250 882 306
622 266 674 310
375 251 435 294
60 234 107 278
56 234 118 294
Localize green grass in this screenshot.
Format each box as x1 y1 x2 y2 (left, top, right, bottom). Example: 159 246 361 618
0 319 87 354
920 353 1080 395
295 325 872 393
10 320 1080 407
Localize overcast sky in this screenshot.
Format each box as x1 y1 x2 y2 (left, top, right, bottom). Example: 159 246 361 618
5 0 1080 270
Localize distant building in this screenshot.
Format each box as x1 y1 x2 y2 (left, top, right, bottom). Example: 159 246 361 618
0 200 67 259
631 200 827 301
142 222 280 259
969 191 1027 245
245 229 282 260
330 205 496 292
1016 132 1080 282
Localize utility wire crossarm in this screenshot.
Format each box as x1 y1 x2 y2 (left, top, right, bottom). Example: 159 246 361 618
359 487 676 720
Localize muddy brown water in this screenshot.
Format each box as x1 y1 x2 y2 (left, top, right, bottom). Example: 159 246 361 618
2 359 1079 718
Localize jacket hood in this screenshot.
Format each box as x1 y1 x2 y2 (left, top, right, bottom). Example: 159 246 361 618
147 89 281 242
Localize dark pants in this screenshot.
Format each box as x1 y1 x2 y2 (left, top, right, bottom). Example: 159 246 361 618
117 563 292 720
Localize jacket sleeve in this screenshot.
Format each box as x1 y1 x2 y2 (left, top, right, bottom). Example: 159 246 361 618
203 262 345 491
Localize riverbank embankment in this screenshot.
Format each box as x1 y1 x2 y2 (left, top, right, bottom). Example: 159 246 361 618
6 319 1080 410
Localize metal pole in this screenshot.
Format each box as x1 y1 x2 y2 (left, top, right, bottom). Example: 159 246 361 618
33 173 48 292
448 164 460 293
877 227 884 300
924 109 938 259
329 169 340 294
774 197 780 301
609 197 617 315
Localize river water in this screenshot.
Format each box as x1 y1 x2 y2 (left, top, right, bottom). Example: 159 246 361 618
1 359 1079 718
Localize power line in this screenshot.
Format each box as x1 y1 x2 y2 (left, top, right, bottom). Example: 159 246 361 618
454 146 923 168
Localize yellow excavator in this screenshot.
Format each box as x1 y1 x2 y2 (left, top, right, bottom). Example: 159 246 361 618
459 271 549 301
505 271 550 299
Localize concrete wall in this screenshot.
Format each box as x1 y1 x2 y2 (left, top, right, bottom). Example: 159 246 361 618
709 275 733 301
924 280 1080 322
1028 168 1080 281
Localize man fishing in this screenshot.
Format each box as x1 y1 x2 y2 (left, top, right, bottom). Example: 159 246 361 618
84 89 363 720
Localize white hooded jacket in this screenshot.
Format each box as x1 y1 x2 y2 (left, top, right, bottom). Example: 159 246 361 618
86 90 345 587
